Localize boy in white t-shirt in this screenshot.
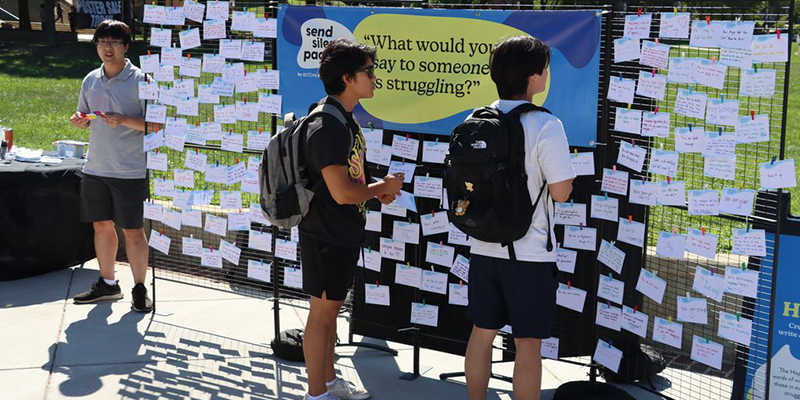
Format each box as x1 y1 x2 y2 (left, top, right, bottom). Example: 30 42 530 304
464 36 575 400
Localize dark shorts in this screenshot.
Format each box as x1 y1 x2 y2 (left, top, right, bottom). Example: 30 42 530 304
80 174 148 230
467 254 559 339
300 232 359 301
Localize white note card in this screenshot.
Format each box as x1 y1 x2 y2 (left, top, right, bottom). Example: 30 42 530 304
691 335 724 370
677 296 708 324
621 306 649 338
686 228 719 260
636 268 667 304
556 283 587 313
597 240 626 274
724 266 759 298
617 217 645 248
656 232 686 259
732 229 767 257
597 274 625 305
556 247 578 274
553 202 587 226
692 266 725 302
760 159 797 190
564 225 597 251
653 317 683 349
718 311 753 347
594 339 623 374
410 303 439 327
591 195 619 222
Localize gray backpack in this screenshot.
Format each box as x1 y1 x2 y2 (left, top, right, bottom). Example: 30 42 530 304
259 103 351 229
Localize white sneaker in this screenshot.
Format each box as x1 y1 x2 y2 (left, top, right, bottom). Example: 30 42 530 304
326 378 371 400
305 392 341 400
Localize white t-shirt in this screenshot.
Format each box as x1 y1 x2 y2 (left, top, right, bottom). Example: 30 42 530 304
469 100 576 262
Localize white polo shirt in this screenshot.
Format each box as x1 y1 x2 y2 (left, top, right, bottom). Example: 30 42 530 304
469 100 576 262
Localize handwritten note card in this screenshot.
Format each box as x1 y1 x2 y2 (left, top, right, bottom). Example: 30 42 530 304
601 168 629 196
596 302 622 331
724 266 759 298
686 228 718 260
648 149 679 178
630 180 658 206
594 340 623 373
554 202 587 226
614 108 642 135
564 225 597 251
556 283 587 312
704 156 737 180
674 89 708 119
659 12 690 38
720 188 755 215
641 111 670 138
692 59 727 90
617 217 645 248
678 296 708 324
556 247 578 274
597 274 625 305
688 189 720 216
736 114 770 143
597 240 626 274
739 69 776 98
656 232 686 259
691 336 724 370
732 228 767 257
624 14 652 39
639 40 670 69
591 195 619 222
760 159 797 189
621 306 649 338
668 57 698 83
718 311 753 346
693 266 726 303
410 303 439 327
617 141 647 172
614 37 640 63
653 317 683 349
706 98 740 126
607 77 636 104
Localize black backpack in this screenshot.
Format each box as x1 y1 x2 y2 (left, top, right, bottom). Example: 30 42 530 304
444 103 552 260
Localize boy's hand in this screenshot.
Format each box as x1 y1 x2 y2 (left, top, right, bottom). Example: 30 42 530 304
99 112 129 128
381 173 404 195
377 193 396 204
70 112 90 129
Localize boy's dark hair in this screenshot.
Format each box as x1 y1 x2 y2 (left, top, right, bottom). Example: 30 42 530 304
318 38 377 95
92 20 132 45
490 36 550 100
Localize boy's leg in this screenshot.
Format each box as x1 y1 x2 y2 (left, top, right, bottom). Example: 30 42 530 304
513 338 543 400
465 326 499 400
325 318 337 383
304 292 344 397
122 228 149 284
94 220 119 280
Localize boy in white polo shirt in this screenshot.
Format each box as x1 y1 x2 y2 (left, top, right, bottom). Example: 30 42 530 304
69 20 153 313
464 36 575 400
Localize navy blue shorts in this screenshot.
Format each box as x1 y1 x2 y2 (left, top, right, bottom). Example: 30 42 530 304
467 254 559 339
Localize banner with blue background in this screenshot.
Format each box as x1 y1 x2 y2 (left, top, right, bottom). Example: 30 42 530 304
278 5 601 147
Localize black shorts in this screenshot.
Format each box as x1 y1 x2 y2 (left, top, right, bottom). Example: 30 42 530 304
300 232 359 301
80 174 148 230
467 254 559 339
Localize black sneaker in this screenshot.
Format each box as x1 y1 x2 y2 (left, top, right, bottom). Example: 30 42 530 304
131 283 153 313
74 277 123 304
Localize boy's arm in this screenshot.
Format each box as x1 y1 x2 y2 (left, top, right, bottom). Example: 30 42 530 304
549 179 574 203
321 165 404 205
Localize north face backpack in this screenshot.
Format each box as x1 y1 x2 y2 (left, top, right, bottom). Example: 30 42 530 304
259 103 352 230
444 103 552 259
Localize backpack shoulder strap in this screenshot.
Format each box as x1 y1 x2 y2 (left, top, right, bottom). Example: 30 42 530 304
505 102 551 117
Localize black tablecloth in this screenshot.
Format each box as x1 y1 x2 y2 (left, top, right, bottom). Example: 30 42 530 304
0 159 95 281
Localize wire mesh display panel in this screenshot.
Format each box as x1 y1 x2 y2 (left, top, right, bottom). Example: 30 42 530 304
142 0 285 304
596 2 794 400
140 1 796 398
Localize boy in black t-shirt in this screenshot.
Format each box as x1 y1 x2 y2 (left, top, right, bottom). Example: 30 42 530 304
300 39 404 400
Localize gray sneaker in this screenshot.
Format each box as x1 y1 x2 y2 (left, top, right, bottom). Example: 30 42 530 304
326 378 370 400
304 393 341 400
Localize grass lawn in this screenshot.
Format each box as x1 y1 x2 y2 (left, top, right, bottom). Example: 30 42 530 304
1 41 798 212
0 40 146 151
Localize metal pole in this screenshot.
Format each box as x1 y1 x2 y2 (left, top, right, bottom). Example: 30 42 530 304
764 1 794 398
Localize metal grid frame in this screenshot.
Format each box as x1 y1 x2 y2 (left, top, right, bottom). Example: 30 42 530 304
141 1 796 398
597 3 794 400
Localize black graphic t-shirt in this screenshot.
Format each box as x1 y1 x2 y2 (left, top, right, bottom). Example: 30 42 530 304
299 96 370 247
